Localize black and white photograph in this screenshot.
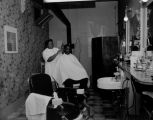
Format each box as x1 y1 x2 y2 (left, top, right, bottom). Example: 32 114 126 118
1 0 153 120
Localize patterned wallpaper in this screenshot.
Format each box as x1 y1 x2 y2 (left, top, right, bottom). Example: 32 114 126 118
0 0 49 108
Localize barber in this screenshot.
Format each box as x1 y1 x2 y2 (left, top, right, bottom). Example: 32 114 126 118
42 39 62 79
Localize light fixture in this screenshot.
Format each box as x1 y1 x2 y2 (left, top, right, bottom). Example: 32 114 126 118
44 0 95 3
124 6 128 22
141 0 148 2
124 15 128 22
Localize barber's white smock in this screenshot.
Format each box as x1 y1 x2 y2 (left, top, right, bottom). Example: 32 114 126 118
42 48 59 79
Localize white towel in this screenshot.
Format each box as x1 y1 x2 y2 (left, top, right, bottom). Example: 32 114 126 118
25 93 52 116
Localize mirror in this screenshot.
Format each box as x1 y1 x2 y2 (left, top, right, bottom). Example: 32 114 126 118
147 2 153 51
140 2 148 54
124 8 141 54
129 9 140 51
127 1 152 55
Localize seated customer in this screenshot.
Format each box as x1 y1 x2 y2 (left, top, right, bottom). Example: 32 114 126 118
54 44 89 87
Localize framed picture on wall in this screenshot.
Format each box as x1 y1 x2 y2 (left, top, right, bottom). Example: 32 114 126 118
4 25 18 53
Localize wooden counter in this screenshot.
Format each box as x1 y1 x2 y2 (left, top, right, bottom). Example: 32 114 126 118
118 62 153 85
118 61 153 93
117 61 153 118
130 68 153 85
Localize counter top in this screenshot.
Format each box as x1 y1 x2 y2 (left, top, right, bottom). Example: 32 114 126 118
118 62 153 85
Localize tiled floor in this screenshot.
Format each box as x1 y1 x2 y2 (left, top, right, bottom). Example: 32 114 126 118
87 89 126 120
7 88 137 120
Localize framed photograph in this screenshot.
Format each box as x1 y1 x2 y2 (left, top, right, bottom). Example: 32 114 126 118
4 25 18 53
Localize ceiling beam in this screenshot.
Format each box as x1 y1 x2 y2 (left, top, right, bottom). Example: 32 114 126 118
45 3 72 44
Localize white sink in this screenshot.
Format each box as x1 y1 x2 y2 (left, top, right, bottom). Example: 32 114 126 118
97 77 122 90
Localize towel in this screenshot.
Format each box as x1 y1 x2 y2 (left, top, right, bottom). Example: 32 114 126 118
25 93 52 116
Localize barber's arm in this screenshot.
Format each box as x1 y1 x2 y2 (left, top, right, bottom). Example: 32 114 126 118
47 49 62 62
47 52 58 62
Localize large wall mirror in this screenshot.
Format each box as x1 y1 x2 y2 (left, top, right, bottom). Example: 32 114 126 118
147 1 153 51
129 9 140 51
127 1 153 55
124 7 141 54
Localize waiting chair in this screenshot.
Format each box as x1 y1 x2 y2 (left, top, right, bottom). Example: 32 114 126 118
26 73 83 120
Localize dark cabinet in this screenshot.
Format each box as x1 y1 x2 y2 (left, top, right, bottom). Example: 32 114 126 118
92 36 119 88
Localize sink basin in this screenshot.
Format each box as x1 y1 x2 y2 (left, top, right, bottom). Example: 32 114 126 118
97 77 122 90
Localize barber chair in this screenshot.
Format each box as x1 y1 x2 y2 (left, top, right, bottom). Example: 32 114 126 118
61 78 93 119
28 73 53 96
26 73 83 120
62 78 88 105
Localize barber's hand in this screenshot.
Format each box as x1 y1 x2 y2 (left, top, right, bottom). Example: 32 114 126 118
57 49 62 54
52 98 63 106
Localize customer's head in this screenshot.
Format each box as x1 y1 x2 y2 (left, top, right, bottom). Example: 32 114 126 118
45 39 54 49
64 44 72 54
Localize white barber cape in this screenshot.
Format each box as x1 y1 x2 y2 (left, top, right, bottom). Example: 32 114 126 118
53 54 88 86
25 93 52 120
42 48 88 87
